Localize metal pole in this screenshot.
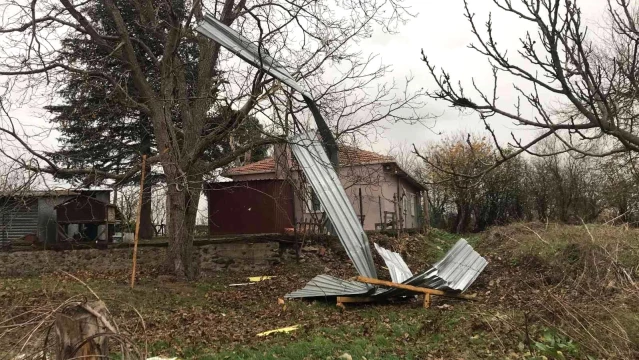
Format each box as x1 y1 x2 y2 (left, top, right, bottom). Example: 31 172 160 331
130 155 147 288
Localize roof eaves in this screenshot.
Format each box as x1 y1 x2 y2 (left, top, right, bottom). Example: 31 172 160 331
222 169 277 177
393 164 426 191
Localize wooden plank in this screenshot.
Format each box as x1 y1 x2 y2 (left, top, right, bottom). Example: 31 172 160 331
336 296 375 303
355 276 476 300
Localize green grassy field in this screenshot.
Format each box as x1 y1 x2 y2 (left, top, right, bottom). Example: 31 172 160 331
1 223 638 359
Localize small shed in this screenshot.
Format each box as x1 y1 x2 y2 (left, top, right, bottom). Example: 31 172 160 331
205 179 295 235
55 196 118 243
0 189 113 246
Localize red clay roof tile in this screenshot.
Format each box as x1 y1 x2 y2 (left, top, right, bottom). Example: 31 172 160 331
224 146 393 176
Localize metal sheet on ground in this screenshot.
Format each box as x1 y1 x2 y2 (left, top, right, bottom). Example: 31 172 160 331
284 275 371 299
287 239 488 299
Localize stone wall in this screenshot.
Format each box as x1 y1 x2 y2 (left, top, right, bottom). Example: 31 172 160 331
0 241 279 277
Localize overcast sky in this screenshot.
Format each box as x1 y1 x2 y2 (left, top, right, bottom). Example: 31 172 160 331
359 0 609 153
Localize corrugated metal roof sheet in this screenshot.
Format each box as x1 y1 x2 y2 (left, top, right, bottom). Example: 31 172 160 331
290 132 377 279
287 239 487 299
374 239 487 296
284 275 371 299
0 198 38 242
431 238 488 292
374 243 413 283
195 14 309 97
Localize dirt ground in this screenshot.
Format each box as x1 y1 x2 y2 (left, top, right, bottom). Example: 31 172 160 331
1 223 638 359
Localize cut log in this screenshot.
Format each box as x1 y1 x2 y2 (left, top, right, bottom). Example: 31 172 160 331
54 301 109 360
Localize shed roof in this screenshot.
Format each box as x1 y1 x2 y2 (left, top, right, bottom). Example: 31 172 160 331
224 146 394 177
222 146 425 190
0 189 111 198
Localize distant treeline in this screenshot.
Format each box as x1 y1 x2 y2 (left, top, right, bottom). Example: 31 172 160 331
414 136 639 233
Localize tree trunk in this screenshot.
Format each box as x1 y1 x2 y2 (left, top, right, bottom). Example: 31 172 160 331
138 175 154 239
165 192 171 238
455 202 471 234
138 133 154 239
164 177 202 279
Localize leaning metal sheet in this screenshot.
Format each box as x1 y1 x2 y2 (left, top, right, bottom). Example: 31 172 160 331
290 132 377 279
196 14 339 167
195 14 308 96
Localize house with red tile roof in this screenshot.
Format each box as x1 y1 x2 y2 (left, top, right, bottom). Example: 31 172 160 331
204 144 425 235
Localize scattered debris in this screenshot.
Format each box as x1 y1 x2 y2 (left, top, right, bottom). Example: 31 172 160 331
248 276 276 282
256 325 300 337
228 283 255 287
286 239 488 303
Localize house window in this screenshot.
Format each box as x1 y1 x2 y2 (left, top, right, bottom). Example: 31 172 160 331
306 189 322 213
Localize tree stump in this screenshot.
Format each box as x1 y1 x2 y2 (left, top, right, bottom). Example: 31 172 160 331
54 301 110 360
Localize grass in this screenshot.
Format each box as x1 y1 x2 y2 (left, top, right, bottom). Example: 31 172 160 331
142 306 474 359
1 223 638 359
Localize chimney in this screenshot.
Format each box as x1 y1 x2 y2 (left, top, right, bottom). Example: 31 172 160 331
273 143 292 179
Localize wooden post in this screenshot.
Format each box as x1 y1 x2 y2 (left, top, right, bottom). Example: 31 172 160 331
393 194 399 236
130 155 147 288
423 293 431 308
378 196 384 230
55 301 109 360
422 191 430 233
359 188 364 226
396 176 402 237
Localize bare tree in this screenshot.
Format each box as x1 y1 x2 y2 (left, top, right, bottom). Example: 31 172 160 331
115 185 138 232
420 0 639 177
0 0 427 278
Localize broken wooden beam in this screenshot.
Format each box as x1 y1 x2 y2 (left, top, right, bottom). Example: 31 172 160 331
355 276 477 301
